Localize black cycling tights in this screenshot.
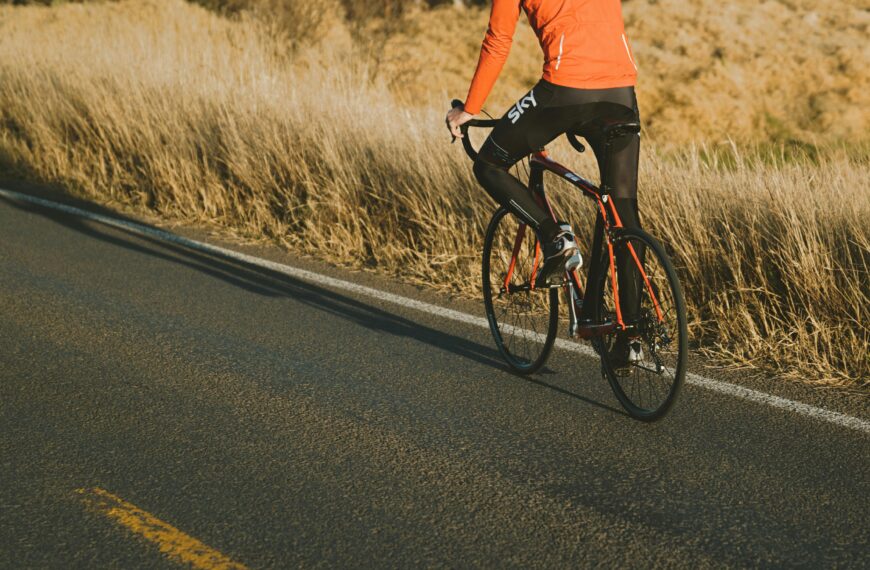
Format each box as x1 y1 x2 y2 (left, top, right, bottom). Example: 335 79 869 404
473 80 643 321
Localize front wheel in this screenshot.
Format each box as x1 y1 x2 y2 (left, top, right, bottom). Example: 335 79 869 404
482 208 559 374
592 227 688 421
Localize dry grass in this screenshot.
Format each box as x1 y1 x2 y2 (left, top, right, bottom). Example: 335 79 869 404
0 0 866 389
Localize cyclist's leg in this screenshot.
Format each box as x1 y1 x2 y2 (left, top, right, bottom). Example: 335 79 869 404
473 81 563 241
580 98 644 325
474 82 642 287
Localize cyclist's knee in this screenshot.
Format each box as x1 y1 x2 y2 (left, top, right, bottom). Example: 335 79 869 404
475 136 515 181
472 154 505 189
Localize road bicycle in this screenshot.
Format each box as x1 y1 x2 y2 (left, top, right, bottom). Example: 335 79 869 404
452 100 687 421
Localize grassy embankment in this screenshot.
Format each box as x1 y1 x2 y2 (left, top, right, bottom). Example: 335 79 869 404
0 0 867 389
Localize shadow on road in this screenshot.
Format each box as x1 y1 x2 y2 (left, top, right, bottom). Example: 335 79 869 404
1 192 624 416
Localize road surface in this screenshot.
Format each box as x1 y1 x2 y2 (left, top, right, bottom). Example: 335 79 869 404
1 185 867 568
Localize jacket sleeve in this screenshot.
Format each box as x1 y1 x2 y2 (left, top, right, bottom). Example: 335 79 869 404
464 0 522 115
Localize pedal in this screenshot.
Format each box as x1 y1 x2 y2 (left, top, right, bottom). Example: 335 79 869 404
545 274 567 287
535 265 566 287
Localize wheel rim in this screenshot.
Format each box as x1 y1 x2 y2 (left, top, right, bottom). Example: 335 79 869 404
484 210 557 371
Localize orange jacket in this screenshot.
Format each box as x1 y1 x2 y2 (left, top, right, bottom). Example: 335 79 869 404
464 0 638 115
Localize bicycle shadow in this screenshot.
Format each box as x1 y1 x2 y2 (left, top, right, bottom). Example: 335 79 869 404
1 192 624 416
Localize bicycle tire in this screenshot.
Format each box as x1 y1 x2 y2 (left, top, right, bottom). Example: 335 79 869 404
592 227 687 421
482 208 559 374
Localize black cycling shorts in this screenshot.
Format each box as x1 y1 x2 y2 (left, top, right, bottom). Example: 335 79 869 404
473 79 640 234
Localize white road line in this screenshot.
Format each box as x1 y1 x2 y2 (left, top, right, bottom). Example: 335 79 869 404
2 187 868 434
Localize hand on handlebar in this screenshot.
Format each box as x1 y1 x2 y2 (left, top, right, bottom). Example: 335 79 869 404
447 98 499 160
446 104 474 141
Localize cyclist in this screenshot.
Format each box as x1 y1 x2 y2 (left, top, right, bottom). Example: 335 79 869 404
446 0 644 370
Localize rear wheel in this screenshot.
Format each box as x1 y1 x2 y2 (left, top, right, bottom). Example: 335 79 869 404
482 208 559 374
592 227 687 421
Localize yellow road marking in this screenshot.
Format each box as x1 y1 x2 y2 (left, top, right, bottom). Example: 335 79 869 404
77 487 248 570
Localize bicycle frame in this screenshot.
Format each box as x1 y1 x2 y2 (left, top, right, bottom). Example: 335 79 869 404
504 150 665 339
448 99 663 339
453 99 687 419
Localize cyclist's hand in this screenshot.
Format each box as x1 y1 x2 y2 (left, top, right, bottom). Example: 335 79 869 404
446 106 474 140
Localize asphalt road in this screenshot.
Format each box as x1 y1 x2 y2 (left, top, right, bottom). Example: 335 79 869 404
1 187 868 568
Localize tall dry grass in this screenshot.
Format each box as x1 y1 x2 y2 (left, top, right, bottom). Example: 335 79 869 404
0 0 866 388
